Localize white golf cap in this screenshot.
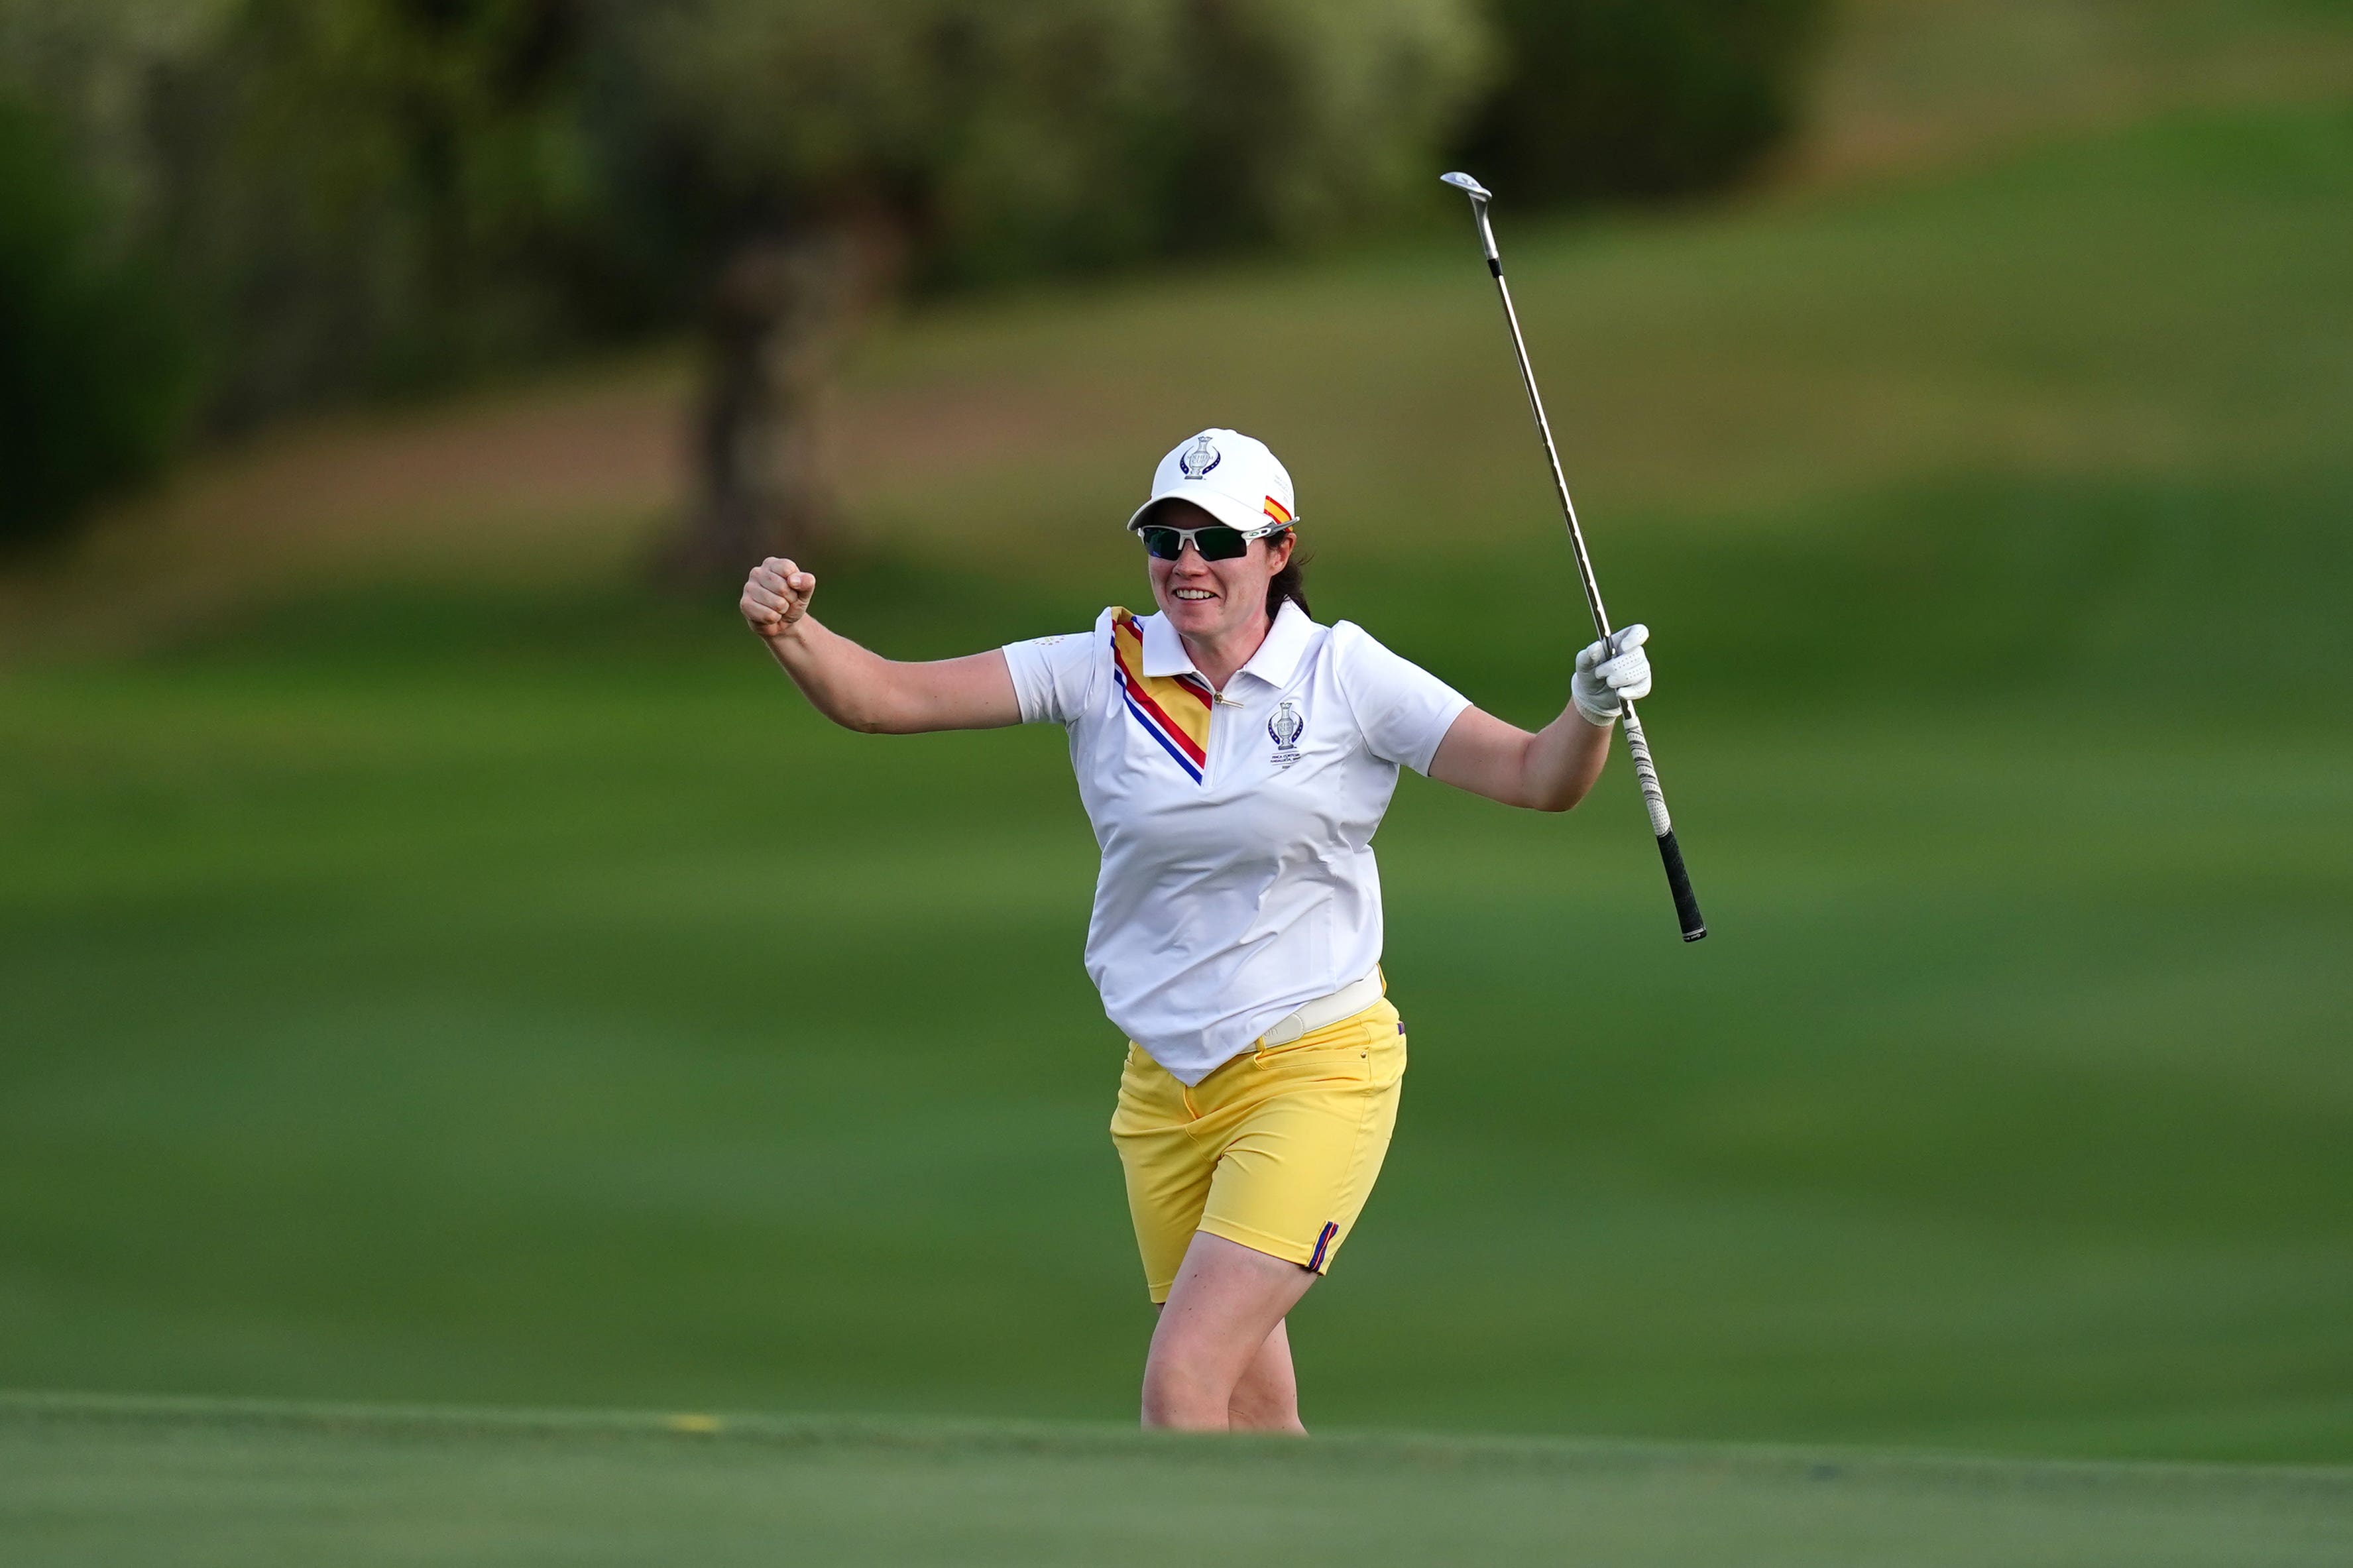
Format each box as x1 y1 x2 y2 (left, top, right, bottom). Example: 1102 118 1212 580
1125 428 1298 538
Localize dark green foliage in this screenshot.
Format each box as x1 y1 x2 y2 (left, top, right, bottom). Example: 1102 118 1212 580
146 0 626 427
0 97 190 553
1458 0 1826 201
0 0 1498 517
0 0 1833 548
602 0 1491 288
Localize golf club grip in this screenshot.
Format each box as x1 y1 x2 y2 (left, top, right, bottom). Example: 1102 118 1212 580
1655 828 1706 942
1621 706 1705 941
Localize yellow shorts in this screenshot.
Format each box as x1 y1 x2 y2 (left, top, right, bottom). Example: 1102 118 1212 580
1110 998 1406 1304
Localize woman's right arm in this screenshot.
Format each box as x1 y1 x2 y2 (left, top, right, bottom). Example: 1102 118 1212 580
741 557 1022 734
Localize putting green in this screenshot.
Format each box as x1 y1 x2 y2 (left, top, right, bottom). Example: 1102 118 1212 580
5 1393 2348 1567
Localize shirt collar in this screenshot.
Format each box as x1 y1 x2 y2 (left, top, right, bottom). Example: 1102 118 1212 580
1139 599 1314 689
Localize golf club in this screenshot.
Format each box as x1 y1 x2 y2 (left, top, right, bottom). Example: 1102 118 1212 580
1441 170 1707 942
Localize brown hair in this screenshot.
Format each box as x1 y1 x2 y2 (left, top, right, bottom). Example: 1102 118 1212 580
1263 530 1310 619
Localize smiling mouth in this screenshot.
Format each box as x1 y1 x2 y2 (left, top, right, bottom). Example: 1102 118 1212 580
1173 588 1217 601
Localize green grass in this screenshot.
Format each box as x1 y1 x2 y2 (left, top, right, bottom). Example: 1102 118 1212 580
1796 0 2353 186
3 101 2350 1471
6 606 2348 1456
838 102 2353 548
7 1393 2350 1567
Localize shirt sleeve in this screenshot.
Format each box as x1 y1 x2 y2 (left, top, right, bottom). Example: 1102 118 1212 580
1330 620 1474 775
1001 612 1106 726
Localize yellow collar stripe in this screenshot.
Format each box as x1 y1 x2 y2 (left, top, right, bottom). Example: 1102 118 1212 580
1111 608 1213 779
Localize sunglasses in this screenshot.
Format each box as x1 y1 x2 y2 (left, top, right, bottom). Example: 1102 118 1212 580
1137 522 1285 562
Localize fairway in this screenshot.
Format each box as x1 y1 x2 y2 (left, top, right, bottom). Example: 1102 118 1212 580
4 80 2350 1476
7 1392 2350 1567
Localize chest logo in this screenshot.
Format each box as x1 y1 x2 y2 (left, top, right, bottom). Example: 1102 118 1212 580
1177 435 1222 478
1267 700 1305 770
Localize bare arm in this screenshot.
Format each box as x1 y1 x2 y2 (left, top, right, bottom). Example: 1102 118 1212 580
742 557 1022 734
1427 702 1610 812
1426 625 1655 811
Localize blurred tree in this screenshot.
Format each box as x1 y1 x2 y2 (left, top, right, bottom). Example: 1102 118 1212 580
1458 0 1826 201
1 0 621 444
603 0 1493 575
148 0 615 425
0 0 1828 567
0 94 190 553
1 0 1493 570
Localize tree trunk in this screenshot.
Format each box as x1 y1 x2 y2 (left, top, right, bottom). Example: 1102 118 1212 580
662 225 874 583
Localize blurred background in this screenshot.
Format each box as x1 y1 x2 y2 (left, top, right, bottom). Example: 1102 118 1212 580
2 0 2348 1464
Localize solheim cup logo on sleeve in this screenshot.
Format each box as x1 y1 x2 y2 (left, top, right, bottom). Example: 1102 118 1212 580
1177 435 1222 478
1267 700 1305 770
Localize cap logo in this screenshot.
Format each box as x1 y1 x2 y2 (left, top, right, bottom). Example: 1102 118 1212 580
1177 435 1222 479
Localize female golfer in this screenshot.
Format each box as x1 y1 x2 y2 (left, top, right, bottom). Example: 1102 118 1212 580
740 428 1652 1433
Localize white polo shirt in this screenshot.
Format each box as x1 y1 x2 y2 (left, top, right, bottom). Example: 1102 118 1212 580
1003 600 1471 1085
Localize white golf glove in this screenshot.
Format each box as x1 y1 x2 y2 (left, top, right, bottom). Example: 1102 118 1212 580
1572 624 1652 726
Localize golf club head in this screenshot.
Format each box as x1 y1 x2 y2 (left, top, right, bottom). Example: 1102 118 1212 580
1440 172 1501 262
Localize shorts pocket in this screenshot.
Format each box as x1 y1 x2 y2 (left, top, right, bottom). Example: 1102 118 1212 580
1253 1038 1374 1090
1253 1034 1352 1064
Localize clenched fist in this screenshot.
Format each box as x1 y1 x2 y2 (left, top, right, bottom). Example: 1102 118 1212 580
742 557 816 640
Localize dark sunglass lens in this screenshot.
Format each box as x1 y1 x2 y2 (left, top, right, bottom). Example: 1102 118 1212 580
1141 528 1183 560
1195 527 1249 561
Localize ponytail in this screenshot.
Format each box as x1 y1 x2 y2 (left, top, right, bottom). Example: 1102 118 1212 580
1263 530 1310 620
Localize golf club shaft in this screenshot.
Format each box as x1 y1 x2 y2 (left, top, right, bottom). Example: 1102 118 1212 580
1459 182 1707 942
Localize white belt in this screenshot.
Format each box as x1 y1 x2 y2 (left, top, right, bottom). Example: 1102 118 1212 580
1255 970 1385 1048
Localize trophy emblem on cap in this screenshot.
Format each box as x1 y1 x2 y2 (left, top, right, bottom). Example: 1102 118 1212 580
1177 435 1222 478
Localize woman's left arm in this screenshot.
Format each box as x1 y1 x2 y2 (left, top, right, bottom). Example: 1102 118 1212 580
1426 626 1653 812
